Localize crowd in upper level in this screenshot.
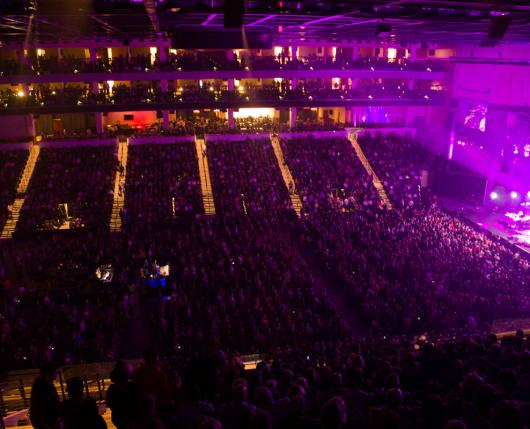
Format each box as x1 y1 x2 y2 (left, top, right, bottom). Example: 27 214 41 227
0 80 443 111
0 51 445 77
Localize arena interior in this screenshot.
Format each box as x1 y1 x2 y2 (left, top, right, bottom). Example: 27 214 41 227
1 0 530 428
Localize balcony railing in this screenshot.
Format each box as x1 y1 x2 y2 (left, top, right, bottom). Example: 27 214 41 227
0 54 447 77
0 85 448 114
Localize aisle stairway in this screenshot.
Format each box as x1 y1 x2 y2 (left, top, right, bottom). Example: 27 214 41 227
0 144 40 239
194 137 216 215
109 139 128 231
348 132 393 210
270 134 303 217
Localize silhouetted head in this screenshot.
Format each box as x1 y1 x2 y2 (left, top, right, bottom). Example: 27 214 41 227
320 396 346 429
67 377 84 400
40 362 57 381
110 360 130 384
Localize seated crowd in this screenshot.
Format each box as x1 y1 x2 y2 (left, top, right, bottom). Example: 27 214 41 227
357 134 429 209
280 136 380 211
124 142 204 229
28 331 530 429
206 138 292 215
279 135 529 336
17 146 116 233
0 131 528 429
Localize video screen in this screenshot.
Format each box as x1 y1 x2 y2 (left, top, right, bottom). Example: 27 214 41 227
463 103 487 132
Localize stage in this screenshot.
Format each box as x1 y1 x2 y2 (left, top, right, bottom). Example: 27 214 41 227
441 198 530 256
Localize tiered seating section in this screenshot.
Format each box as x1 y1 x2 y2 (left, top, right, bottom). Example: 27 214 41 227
17 146 115 232
280 136 380 212
124 142 203 230
0 133 528 394
207 138 292 216
358 133 429 209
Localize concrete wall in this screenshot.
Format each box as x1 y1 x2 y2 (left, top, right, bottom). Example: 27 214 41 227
0 115 35 141
453 62 530 107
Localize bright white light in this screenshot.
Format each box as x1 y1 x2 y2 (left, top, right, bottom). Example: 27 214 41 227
490 191 499 201
37 48 45 57
169 49 177 55
479 117 486 132
511 191 520 200
387 48 397 60
273 46 282 57
527 191 530 199
17 90 25 97
107 47 113 59
107 80 115 92
332 47 337 60
233 108 275 119
150 47 157 65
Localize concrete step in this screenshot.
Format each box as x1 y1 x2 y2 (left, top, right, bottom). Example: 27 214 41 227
270 135 303 217
195 137 216 216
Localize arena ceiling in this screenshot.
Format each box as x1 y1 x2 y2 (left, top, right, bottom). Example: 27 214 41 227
0 0 530 46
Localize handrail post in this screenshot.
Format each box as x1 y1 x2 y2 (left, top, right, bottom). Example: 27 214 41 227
96 373 103 401
83 375 90 398
58 371 66 400
18 379 28 408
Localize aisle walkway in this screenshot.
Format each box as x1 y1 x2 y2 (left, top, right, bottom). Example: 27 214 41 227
109 139 128 232
1 144 40 239
270 135 303 217
348 132 393 210
194 137 216 215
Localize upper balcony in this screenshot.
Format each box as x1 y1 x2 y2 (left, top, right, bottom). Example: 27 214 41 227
0 81 448 115
0 54 447 85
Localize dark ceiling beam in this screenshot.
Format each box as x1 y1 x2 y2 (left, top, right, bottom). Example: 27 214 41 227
91 15 125 36
143 0 161 34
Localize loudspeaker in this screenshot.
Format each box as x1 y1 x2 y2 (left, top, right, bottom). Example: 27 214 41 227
488 15 511 40
224 0 244 29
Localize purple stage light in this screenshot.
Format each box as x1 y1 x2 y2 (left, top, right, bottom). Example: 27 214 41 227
510 191 520 200
490 191 499 201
